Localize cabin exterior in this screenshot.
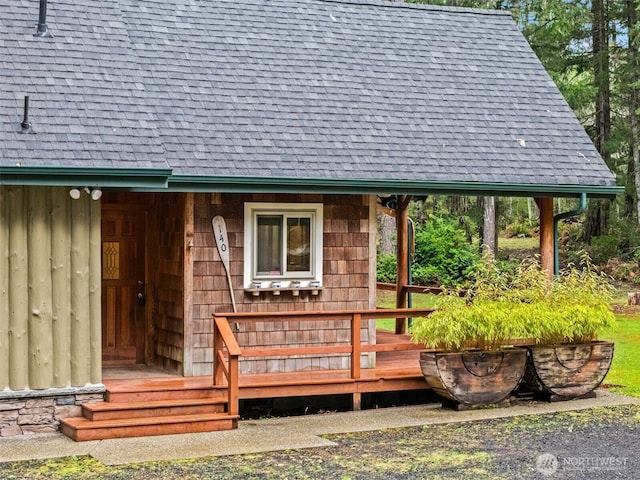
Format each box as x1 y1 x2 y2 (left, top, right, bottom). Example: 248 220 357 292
0 0 620 439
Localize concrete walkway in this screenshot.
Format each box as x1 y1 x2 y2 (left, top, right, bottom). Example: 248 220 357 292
0 391 637 466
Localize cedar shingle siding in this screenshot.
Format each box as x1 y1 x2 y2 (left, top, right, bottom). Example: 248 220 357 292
190 193 374 375
149 193 187 372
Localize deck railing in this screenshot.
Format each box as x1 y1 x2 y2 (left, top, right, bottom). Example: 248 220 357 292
212 308 436 412
212 316 242 416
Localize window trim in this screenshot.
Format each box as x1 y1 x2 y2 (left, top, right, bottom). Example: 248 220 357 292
244 202 323 288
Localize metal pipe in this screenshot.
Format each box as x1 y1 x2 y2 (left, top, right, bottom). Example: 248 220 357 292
20 96 32 133
553 193 587 275
35 0 52 37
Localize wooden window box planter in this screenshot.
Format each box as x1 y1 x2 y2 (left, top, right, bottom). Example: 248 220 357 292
243 287 323 297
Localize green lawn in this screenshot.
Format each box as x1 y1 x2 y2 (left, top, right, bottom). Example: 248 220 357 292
601 314 640 397
376 290 442 331
498 236 539 250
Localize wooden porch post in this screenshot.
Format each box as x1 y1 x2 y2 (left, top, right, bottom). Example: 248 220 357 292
395 195 410 334
183 192 194 376
352 313 362 410
537 197 554 281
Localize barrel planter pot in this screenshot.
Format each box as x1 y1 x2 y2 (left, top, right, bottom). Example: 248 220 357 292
419 348 527 409
520 341 614 401
412 258 616 409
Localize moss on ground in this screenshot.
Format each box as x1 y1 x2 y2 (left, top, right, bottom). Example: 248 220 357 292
1 405 638 480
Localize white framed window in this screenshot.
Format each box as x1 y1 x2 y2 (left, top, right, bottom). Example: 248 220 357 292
244 202 323 288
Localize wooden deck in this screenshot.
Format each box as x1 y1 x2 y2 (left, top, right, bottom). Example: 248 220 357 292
62 308 434 441
101 330 426 399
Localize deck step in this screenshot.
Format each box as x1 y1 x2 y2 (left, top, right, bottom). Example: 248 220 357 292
60 413 239 441
106 385 227 403
83 397 227 421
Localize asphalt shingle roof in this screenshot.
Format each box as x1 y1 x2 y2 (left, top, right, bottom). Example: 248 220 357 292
0 0 619 194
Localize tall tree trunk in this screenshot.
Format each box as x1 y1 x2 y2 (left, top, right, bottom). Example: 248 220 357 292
630 0 640 224
584 0 613 241
448 195 469 215
482 196 498 259
584 200 611 239
378 213 396 255
592 0 612 158
527 197 539 222
624 156 636 218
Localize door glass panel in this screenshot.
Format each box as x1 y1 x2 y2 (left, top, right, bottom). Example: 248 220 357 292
102 242 120 280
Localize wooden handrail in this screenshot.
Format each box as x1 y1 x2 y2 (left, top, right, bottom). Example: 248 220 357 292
213 316 242 356
219 307 436 321
213 308 435 384
212 316 241 416
242 345 353 357
211 307 536 414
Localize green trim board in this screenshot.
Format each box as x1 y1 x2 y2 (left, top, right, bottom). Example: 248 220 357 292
159 175 622 199
0 168 622 199
0 167 171 188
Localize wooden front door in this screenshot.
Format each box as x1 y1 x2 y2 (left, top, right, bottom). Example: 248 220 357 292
101 208 146 365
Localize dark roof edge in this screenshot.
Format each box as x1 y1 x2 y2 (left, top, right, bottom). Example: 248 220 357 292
318 0 509 17
0 166 171 188
158 175 622 199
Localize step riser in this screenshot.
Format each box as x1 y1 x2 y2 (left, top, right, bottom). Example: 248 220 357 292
62 418 238 442
106 389 226 403
86 404 226 421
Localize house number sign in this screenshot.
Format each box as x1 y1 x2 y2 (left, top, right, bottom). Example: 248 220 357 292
212 215 230 266
212 215 236 312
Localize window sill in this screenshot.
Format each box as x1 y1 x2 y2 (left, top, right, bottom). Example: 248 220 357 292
244 287 323 297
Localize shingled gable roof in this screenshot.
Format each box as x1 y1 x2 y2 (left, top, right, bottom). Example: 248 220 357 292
0 0 621 198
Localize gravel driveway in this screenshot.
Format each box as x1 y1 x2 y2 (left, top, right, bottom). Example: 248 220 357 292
1 403 638 479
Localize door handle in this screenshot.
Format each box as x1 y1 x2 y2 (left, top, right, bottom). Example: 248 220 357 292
137 292 146 306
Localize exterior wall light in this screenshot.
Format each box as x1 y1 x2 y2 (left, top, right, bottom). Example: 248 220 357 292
89 188 102 200
69 187 102 200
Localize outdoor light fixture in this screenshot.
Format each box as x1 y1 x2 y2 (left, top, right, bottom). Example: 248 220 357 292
69 187 102 200
377 194 398 210
88 188 102 200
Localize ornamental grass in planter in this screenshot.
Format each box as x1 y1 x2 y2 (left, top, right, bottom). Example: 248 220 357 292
517 255 617 400
412 254 617 407
411 261 531 408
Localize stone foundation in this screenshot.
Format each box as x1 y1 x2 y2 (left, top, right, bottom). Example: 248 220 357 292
0 385 105 437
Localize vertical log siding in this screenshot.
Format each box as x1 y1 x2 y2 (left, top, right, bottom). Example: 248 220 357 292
51 188 72 387
27 187 54 388
0 187 10 390
6 187 29 389
0 186 101 391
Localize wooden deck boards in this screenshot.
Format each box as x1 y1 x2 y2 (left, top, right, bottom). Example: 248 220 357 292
103 330 427 400
63 331 428 441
